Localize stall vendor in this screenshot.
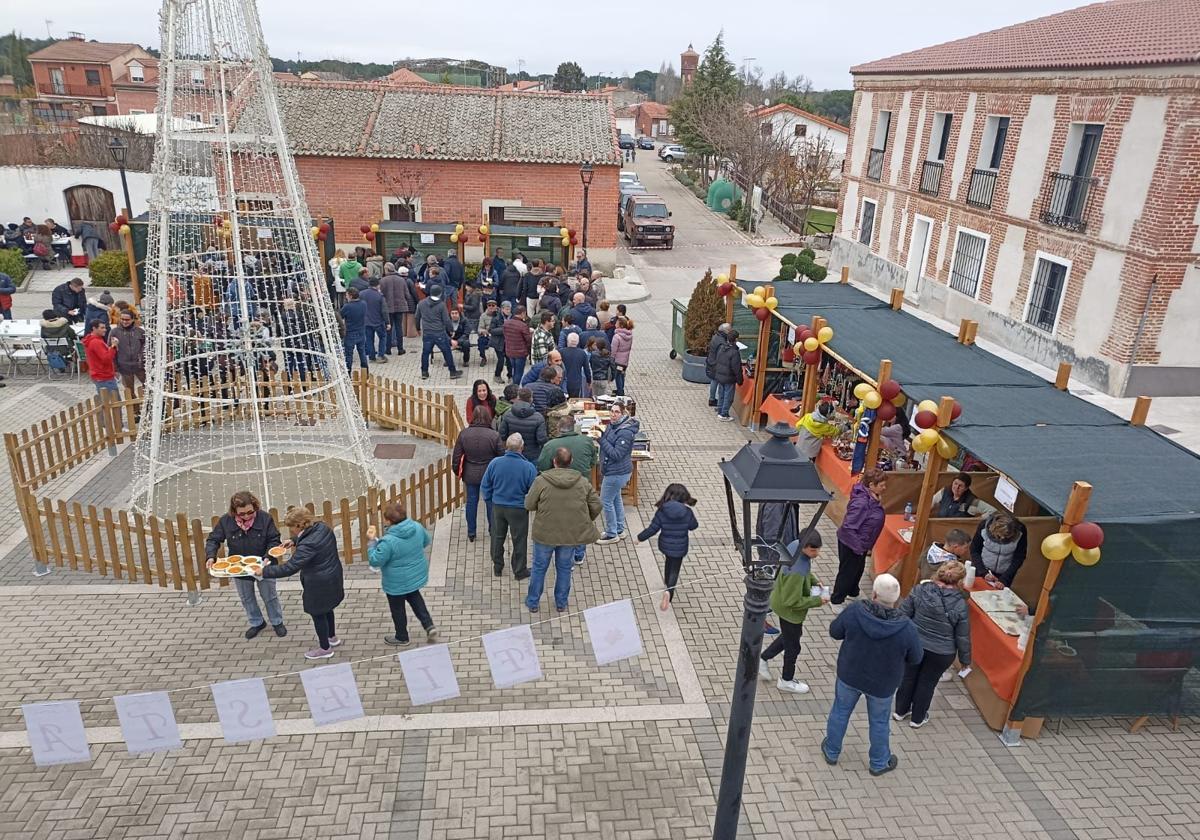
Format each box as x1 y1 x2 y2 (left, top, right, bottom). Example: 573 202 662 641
930 473 995 518
795 400 840 460
969 511 1028 588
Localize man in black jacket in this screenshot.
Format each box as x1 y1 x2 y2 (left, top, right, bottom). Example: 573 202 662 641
442 249 465 298
712 329 743 422
498 387 548 463
705 322 730 407
204 491 287 639
52 277 87 324
414 284 463 380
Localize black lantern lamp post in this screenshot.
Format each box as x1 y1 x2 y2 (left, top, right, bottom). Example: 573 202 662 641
108 135 133 217
713 421 831 840
579 162 594 250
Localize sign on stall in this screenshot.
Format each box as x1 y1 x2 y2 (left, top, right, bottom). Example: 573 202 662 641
420 233 435 244
994 474 1019 512
528 236 541 247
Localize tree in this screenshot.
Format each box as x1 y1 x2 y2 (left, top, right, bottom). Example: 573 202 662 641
631 69 657 96
552 61 586 93
669 32 742 187
683 269 725 356
377 165 437 223
765 134 841 233
654 62 680 103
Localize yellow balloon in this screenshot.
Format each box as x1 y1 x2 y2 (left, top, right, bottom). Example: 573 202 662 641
119 224 131 235
913 428 940 453
803 336 819 352
745 294 764 309
561 236 570 246
917 399 939 414
864 390 883 410
455 223 465 235
765 296 778 310
753 286 766 298
1071 545 1102 566
890 393 907 407
792 342 805 356
478 224 489 236
371 223 380 233
559 227 569 237
935 434 958 459
1041 532 1074 562
817 326 833 343
450 233 459 243
716 274 728 284
853 382 872 400
310 226 320 238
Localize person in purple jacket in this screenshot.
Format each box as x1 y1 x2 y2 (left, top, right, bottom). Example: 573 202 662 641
831 468 887 613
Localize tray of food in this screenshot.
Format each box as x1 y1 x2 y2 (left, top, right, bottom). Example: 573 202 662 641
210 554 265 578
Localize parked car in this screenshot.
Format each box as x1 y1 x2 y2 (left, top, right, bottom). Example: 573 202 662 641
637 136 655 150
622 194 674 248
616 182 648 231
659 144 687 161
618 133 635 150
619 170 640 186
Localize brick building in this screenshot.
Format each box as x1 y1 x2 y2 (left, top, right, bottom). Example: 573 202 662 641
634 102 671 138
831 0 1200 397
27 37 156 118
235 81 621 260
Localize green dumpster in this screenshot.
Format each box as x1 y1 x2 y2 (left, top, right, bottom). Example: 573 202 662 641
670 297 689 360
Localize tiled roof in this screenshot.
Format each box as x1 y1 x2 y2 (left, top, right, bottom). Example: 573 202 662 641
28 40 143 63
381 68 430 85
237 81 621 165
852 0 1200 75
751 103 848 135
637 101 669 119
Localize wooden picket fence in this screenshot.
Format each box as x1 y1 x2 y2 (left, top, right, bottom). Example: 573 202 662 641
5 376 465 593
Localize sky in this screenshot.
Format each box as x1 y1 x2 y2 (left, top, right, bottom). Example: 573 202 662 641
9 0 1091 89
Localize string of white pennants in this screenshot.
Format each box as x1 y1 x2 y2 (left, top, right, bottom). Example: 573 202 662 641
20 566 737 767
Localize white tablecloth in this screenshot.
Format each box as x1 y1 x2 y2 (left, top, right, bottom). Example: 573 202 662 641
0 320 83 340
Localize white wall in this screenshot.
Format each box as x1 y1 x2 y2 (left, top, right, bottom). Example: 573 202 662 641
615 116 635 136
0 165 153 227
1005 94 1056 220
847 91 872 178
1072 248 1125 357
1099 95 1168 248
1159 264 1200 366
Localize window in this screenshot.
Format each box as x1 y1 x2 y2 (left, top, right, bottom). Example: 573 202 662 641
91 105 108 116
948 229 988 298
872 111 891 150
1062 123 1103 179
129 62 144 83
858 199 877 246
927 113 953 162
128 109 147 115
85 69 101 86
761 122 772 138
191 68 205 87
794 123 807 138
977 115 1010 170
50 68 65 94
384 198 420 222
185 112 202 123
1024 254 1070 333
210 113 223 127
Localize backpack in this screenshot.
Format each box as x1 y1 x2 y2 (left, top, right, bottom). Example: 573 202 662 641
47 350 68 372
32 242 50 257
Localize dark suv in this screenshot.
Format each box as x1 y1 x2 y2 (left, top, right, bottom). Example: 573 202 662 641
622 194 674 248
618 133 635 150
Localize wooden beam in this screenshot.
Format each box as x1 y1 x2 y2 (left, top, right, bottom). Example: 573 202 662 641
863 359 892 472
899 396 956 593
750 284 775 428
889 288 903 310
724 264 737 325
964 321 979 345
1054 362 1072 390
1130 396 1152 426
124 226 142 305
840 265 849 284
800 315 822 415
957 319 971 343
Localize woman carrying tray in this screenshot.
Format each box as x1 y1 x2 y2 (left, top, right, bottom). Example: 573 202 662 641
261 506 346 660
205 491 287 640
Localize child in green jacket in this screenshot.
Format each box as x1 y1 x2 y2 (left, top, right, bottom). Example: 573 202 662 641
758 530 828 694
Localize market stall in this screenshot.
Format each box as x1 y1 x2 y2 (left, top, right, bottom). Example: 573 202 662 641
552 397 646 505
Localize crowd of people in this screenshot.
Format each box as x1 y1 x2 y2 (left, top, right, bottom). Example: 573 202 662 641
3 216 82 268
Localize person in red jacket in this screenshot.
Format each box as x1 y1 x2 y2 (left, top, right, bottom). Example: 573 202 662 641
82 318 122 428
502 305 533 385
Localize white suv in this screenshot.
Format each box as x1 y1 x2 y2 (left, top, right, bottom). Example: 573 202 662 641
659 144 687 161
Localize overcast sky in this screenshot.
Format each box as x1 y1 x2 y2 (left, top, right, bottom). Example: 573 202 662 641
11 0 1087 89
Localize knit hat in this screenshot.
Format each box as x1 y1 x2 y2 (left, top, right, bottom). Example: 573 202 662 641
98 292 114 305
428 284 443 300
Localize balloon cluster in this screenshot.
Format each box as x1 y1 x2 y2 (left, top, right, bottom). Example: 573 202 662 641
109 214 130 236
451 223 465 244
790 323 833 367
910 398 963 459
360 222 381 242
478 223 490 237
314 222 330 242
863 379 905 422
1041 522 1104 567
743 285 779 321
715 273 735 297
555 226 578 248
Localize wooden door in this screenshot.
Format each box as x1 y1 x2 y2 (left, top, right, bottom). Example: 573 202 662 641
64 184 119 250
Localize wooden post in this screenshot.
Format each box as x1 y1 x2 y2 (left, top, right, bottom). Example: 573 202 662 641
800 315 824 415
840 265 849 284
1130 396 1151 426
123 226 142 305
1054 362 1072 390
889 289 903 310
899 396 956 593
750 284 775 429
964 321 979 345
957 319 971 343
863 359 891 471
724 264 737 325
1004 481 1092 739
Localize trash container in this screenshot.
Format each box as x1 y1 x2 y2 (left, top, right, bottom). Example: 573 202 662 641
670 297 689 360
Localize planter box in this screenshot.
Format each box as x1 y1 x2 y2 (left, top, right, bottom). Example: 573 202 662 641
680 351 709 384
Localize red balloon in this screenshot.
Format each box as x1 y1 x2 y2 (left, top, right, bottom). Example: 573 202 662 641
365 230 375 241
115 214 128 227
108 222 121 233
797 327 813 342
914 410 938 430
359 224 371 234
1070 522 1104 550
569 237 578 246
950 401 963 421
879 379 901 401
876 401 896 422
802 349 821 366
568 229 576 238
317 231 327 241
318 223 330 234
755 307 771 321
782 344 796 363
716 283 730 296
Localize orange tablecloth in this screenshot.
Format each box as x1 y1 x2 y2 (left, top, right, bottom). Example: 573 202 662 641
966 579 1024 703
760 394 802 430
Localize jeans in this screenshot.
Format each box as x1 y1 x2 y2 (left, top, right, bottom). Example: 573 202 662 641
464 482 493 539
600 472 631 537
717 382 734 418
573 543 586 564
233 576 284 627
661 555 685 601
343 333 369 371
709 378 719 403
312 610 336 650
823 678 894 772
389 313 406 351
508 356 527 385
494 351 511 380
761 617 803 681
94 378 122 432
832 540 868 604
421 333 457 375
386 590 433 642
490 505 528 574
371 325 389 359
526 542 574 610
895 649 954 723
614 367 627 396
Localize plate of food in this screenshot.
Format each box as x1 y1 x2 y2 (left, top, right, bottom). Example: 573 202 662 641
267 546 288 560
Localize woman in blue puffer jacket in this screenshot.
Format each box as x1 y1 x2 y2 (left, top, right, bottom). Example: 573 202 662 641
636 483 699 611
368 500 439 647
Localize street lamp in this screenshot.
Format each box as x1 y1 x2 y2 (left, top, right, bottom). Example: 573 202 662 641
713 421 831 840
579 162 594 251
108 135 133 217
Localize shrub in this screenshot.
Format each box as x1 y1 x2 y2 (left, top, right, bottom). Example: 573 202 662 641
465 262 481 281
88 250 130 287
727 198 743 220
778 265 798 282
807 264 828 282
0 248 29 284
796 255 814 276
780 253 798 266
683 269 725 357
800 247 816 261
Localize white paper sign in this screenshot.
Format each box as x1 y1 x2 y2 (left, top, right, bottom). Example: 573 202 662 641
256 227 272 240
211 678 275 744
419 233 435 244
397 644 461 705
584 599 643 665
482 625 543 689
114 691 182 755
994 474 1019 512
300 663 364 726
22 701 90 767
527 236 542 247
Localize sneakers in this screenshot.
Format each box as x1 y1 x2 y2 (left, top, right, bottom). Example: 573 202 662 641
830 603 846 616
304 646 334 660
869 754 899 776
938 670 954 682
574 556 585 566
385 635 412 647
426 626 440 643
777 678 810 694
273 624 287 637
716 414 734 422
467 534 476 542
376 356 389 364
245 622 267 640
328 636 343 647
493 566 503 577
910 716 930 729
757 658 771 681
892 711 911 722
820 737 837 766
596 534 620 545
528 603 539 613
449 370 463 379
514 570 530 581
396 349 407 355
763 622 780 636
421 372 430 379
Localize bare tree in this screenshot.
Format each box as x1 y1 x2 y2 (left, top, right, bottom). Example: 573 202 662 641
655 61 680 104
766 133 840 233
376 165 437 222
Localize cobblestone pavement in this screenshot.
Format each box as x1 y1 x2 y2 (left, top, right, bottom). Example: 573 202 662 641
1 169 1199 838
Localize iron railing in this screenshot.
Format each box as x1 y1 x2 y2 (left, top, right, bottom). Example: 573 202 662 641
919 160 944 196
966 168 997 209
1040 172 1098 232
866 148 884 182
38 82 110 98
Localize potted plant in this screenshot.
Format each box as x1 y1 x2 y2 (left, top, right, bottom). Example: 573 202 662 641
681 269 725 383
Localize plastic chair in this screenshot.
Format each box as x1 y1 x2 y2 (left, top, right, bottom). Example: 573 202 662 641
43 336 78 381
2 335 46 376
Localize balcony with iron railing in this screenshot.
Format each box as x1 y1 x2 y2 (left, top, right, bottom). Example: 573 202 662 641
866 148 884 182
966 168 998 209
919 160 944 196
1040 172 1099 233
38 82 110 98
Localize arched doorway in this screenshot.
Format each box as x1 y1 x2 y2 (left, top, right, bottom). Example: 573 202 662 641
64 184 119 251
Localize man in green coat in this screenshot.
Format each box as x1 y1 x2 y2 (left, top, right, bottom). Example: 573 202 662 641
758 530 828 694
537 416 597 475
524 447 601 613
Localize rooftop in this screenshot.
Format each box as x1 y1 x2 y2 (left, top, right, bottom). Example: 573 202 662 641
852 0 1200 75
636 101 669 118
751 103 848 134
236 81 621 165
28 39 147 63
380 67 430 86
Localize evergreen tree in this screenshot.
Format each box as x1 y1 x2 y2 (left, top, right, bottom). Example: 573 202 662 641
683 269 726 356
669 31 741 185
552 61 586 92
